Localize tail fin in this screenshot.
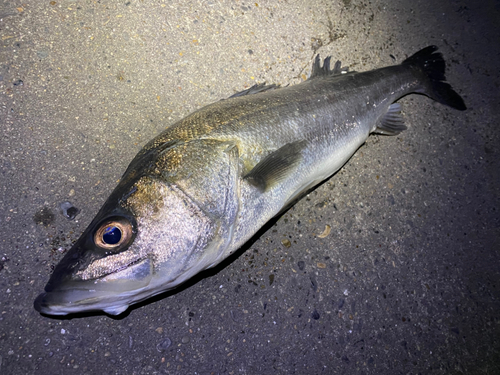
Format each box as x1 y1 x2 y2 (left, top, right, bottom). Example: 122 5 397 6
403 46 466 110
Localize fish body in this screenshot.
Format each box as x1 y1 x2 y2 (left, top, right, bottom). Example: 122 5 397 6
34 46 465 315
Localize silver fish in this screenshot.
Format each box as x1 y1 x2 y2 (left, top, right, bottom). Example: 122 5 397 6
34 46 465 315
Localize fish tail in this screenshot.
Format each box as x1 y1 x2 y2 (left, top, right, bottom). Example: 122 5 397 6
402 46 466 110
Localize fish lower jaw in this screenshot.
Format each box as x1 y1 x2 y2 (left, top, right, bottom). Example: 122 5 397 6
34 273 185 316
34 290 134 316
34 248 225 316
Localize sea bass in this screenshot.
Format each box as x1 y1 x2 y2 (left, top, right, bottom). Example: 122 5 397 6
34 46 465 315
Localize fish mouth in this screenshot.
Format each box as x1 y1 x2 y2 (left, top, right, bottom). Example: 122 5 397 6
34 288 134 316
34 257 154 316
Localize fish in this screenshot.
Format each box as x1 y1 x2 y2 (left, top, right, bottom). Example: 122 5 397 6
34 46 466 316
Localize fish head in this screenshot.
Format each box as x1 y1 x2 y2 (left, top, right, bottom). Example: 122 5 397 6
34 175 221 316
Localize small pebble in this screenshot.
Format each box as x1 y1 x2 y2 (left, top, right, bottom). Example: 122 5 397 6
317 224 331 238
312 309 320 320
128 335 134 349
281 239 291 248
338 298 345 309
268 274 275 285
37 50 49 59
156 338 172 352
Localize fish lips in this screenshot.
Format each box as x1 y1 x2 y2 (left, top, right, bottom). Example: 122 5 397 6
34 256 154 316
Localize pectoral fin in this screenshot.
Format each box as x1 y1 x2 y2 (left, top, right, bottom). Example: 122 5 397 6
244 141 306 192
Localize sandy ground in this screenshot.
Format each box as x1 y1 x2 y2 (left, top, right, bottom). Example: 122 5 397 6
1 0 499 374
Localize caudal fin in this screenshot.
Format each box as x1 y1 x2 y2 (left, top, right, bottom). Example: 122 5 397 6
403 46 466 110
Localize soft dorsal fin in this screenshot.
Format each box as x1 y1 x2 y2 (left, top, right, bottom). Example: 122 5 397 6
229 83 280 99
309 55 349 79
374 103 407 135
244 141 306 192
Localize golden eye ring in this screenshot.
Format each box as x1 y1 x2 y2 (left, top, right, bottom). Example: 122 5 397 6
94 217 133 250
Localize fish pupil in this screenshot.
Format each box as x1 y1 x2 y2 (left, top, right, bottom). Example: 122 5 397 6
102 226 122 245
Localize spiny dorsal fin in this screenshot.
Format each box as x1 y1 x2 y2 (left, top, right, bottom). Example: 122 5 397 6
244 140 307 192
228 83 280 99
309 55 349 80
374 103 407 136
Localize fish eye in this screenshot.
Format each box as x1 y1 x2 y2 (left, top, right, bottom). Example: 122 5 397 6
94 217 133 250
103 226 122 245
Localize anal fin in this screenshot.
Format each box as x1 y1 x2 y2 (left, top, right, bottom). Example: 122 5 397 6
244 141 306 192
374 103 407 136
